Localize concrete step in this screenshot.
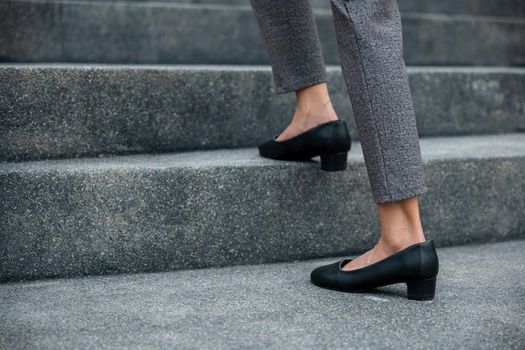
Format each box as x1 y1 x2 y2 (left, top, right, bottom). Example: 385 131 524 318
83 0 525 17
1 134 524 282
1 240 524 349
2 1 524 65
2 64 524 161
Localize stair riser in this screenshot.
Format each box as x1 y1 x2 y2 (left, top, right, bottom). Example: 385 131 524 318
1 146 523 282
2 1 524 65
1 65 524 161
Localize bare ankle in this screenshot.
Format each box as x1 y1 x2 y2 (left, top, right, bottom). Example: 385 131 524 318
376 197 426 254
276 83 338 141
294 84 338 124
293 100 337 127
378 228 425 254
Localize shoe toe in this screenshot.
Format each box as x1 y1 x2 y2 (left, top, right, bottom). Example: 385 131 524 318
258 139 275 159
310 266 324 286
310 261 340 287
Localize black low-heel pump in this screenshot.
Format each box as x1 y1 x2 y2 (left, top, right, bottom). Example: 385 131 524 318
258 120 351 172
310 240 439 301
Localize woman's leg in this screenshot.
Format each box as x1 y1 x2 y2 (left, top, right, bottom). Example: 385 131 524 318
342 197 425 270
330 0 427 204
329 0 428 269
249 0 338 141
250 0 429 269
249 0 327 94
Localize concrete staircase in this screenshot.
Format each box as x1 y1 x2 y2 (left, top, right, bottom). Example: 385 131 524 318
2 1 525 65
1 0 524 348
1 0 524 282
2 133 524 281
2 65 524 161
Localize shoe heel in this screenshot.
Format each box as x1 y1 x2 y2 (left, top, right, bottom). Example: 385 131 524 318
406 277 436 301
320 152 348 172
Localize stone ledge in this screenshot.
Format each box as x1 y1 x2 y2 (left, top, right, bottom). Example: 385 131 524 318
1 64 524 161
1 134 524 281
1 0 524 65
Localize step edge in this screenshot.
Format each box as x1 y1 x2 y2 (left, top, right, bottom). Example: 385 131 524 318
1 134 524 173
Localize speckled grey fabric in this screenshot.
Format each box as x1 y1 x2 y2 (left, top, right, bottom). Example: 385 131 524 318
250 0 427 203
249 0 328 94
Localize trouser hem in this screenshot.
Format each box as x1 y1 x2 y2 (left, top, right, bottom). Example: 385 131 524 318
374 186 429 204
274 73 329 94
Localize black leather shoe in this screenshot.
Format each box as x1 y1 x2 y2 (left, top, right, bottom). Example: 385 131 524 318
310 240 439 300
258 120 351 172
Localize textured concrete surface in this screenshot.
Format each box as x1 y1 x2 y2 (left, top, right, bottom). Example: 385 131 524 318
1 134 524 281
169 0 525 17
1 64 524 161
1 240 524 349
1 1 524 65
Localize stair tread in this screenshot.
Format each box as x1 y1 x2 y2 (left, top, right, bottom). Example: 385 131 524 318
3 133 525 171
4 62 525 70
6 0 525 21
112 0 525 18
1 240 523 349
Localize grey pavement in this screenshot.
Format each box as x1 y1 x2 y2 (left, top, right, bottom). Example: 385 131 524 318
1 240 524 349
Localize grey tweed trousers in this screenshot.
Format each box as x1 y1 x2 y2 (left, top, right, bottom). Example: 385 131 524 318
249 0 428 203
